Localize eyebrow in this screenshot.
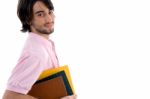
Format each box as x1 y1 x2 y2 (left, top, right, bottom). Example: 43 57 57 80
35 10 45 14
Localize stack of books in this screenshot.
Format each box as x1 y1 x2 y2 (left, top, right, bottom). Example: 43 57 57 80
27 65 75 99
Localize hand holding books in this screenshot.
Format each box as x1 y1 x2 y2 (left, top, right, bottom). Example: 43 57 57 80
60 94 77 99
28 65 75 99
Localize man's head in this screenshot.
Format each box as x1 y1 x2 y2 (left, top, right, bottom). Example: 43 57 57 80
17 0 55 34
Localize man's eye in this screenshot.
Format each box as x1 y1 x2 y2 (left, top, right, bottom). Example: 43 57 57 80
37 13 43 16
49 11 54 15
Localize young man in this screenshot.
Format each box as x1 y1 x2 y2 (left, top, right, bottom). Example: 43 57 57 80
2 0 76 99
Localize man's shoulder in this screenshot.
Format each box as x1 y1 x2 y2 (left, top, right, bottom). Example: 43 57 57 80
21 37 49 59
23 40 45 53
22 48 46 58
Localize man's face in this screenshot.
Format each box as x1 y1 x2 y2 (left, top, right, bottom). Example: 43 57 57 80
30 1 55 35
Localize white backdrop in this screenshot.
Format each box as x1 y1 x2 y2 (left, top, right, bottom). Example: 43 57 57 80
0 0 150 99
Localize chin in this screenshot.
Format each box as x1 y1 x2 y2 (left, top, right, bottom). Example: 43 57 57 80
49 28 54 33
43 29 54 34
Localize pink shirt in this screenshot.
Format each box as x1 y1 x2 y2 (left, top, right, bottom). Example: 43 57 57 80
6 32 59 94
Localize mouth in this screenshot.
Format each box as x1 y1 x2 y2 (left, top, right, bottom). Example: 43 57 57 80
44 22 54 28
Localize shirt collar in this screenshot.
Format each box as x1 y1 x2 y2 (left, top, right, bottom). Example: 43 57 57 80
28 32 53 47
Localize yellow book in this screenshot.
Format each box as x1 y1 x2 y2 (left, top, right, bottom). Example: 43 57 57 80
37 65 75 94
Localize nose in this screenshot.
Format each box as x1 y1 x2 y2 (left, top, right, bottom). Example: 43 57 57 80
45 13 55 22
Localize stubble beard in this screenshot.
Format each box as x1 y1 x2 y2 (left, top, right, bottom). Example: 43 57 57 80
31 22 54 35
35 26 54 35
37 28 54 35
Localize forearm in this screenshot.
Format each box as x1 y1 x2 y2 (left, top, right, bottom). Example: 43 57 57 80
2 90 37 99
60 95 77 99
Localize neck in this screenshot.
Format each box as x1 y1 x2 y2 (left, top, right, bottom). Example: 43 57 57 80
30 26 50 40
32 32 50 40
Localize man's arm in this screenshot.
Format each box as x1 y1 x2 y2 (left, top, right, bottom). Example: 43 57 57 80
2 90 38 99
3 90 77 99
61 95 77 99
3 53 43 99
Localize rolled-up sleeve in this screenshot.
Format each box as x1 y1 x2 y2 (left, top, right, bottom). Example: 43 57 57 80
6 52 44 94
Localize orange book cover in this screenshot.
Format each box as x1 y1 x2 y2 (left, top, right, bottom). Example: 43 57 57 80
28 65 75 99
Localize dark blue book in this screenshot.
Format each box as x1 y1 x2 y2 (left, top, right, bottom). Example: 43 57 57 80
28 70 73 99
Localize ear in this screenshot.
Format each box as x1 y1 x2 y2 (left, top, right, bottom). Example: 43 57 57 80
27 21 32 25
26 19 32 25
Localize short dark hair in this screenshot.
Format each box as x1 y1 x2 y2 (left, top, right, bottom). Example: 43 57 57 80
17 0 54 32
